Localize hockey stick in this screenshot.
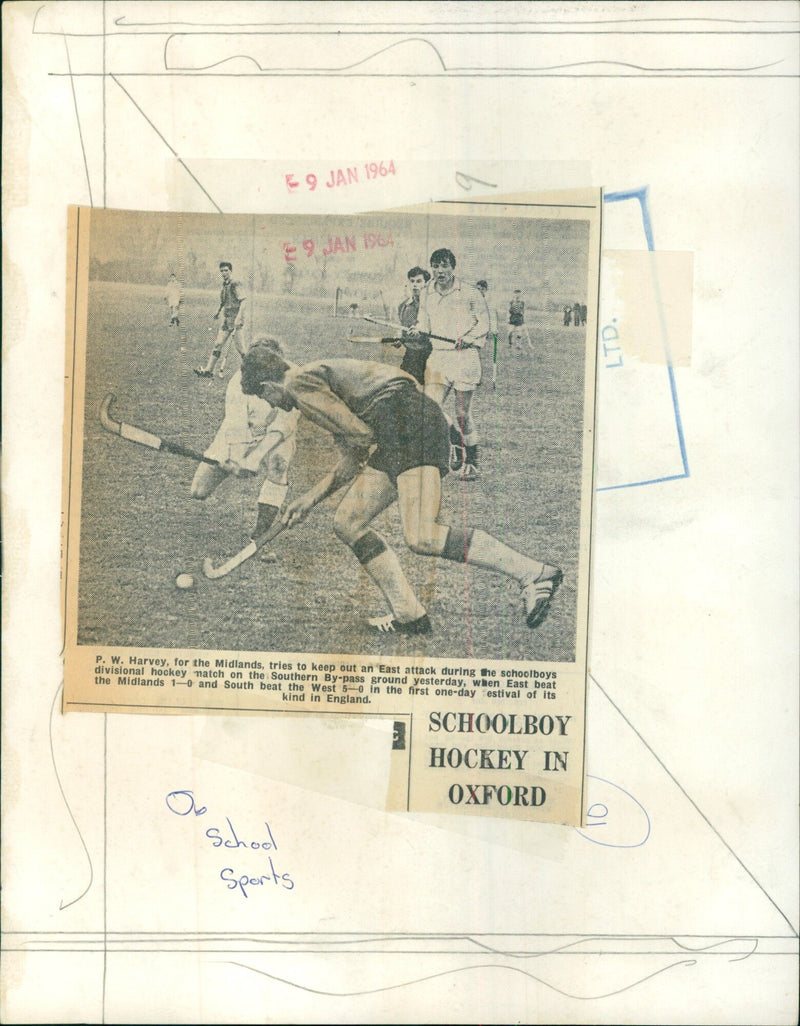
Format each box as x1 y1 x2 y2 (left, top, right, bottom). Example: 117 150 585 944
99 393 249 471
217 323 240 375
202 518 287 579
359 314 460 347
347 330 401 345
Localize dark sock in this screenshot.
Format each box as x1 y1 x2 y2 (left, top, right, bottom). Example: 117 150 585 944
465 445 478 468
253 503 279 538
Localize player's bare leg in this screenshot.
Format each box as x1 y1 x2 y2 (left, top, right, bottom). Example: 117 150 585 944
424 376 464 473
190 462 228 499
333 467 428 631
454 388 479 480
396 465 562 628
253 451 290 557
196 326 230 377
423 376 450 410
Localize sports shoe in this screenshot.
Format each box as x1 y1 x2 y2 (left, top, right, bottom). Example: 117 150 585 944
461 463 479 482
194 367 212 378
368 613 432 635
521 566 563 629
449 444 464 473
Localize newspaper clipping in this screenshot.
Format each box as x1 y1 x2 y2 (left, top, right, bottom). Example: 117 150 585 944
62 192 601 824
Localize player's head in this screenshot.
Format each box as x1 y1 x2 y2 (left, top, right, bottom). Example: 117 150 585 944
430 248 456 270
513 289 522 295
430 248 456 289
241 344 295 409
219 261 233 280
249 335 286 357
476 279 488 294
407 266 430 296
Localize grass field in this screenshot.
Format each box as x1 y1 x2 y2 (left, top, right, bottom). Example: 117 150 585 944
75 281 589 662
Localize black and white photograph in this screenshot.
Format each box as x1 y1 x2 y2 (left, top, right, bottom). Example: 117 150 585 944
66 198 599 667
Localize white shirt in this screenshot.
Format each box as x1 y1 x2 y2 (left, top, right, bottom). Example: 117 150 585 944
416 277 490 350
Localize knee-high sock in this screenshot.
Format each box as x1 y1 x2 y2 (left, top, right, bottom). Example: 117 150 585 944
442 527 545 582
253 502 280 538
351 531 426 622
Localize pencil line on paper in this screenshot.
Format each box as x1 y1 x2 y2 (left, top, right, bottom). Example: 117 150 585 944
226 956 697 999
591 674 799 937
107 74 221 211
6 929 797 941
49 683 94 910
102 715 108 1024
102 0 106 207
108 14 800 29
47 73 800 79
63 36 93 206
165 36 448 73
32 28 800 37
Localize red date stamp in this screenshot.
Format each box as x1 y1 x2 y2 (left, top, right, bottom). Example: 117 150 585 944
285 161 397 193
282 232 394 260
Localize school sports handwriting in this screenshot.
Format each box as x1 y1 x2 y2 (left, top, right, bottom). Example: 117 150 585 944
166 791 296 899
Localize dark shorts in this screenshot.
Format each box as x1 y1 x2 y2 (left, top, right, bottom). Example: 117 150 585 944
363 385 450 485
400 341 432 386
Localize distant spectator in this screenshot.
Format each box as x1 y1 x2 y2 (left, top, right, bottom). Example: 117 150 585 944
165 273 182 326
507 290 531 349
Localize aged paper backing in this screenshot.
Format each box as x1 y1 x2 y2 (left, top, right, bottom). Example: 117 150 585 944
3 2 798 1024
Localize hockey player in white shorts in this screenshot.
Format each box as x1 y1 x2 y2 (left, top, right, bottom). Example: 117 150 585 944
191 338 299 539
413 248 490 481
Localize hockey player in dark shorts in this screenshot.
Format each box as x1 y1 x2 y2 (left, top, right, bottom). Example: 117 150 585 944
397 265 432 386
240 350 562 635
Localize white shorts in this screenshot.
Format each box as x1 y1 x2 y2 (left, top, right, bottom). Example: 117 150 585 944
424 347 482 392
205 371 299 479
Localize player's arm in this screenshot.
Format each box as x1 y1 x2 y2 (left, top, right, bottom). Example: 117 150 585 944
401 304 431 349
239 426 285 473
234 289 247 329
283 441 368 527
290 373 375 449
459 290 491 348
